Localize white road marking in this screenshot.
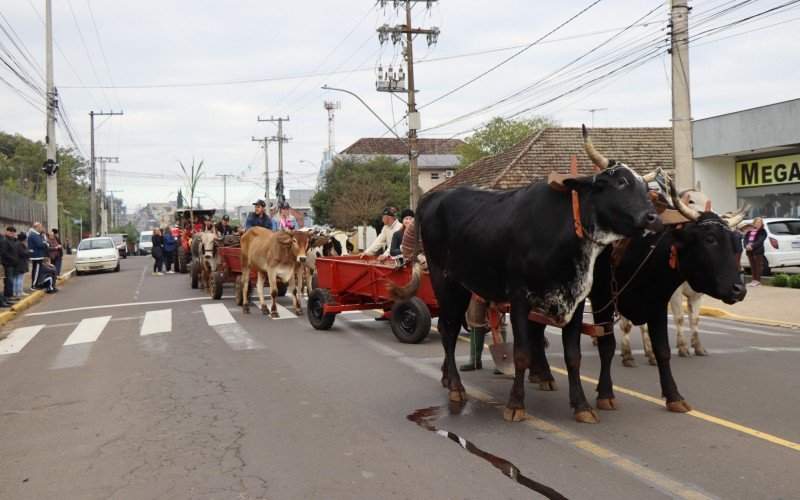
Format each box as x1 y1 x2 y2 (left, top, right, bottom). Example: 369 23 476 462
133 266 147 301
271 302 298 320
140 309 172 336
28 296 213 316
0 325 45 354
347 318 381 323
63 316 112 346
202 303 235 326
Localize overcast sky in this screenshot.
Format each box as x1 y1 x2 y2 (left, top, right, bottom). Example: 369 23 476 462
2 0 799 214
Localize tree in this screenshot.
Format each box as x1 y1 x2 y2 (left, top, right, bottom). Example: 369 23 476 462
310 155 409 240
455 116 559 169
178 159 204 225
110 223 139 248
177 189 184 207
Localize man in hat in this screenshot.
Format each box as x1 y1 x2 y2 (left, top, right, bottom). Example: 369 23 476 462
360 206 402 260
201 215 218 235
1 226 20 305
245 200 276 231
274 201 298 231
215 214 234 236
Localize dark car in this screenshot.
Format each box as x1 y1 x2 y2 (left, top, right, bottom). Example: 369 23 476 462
107 233 128 259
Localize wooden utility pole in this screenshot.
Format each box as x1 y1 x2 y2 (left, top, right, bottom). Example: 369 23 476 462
215 174 236 215
251 136 277 209
670 0 693 191
257 116 290 205
89 110 123 236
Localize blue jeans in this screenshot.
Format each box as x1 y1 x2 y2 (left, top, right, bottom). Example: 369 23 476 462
13 273 24 294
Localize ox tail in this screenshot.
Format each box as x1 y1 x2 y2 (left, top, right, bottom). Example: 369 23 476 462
388 262 423 300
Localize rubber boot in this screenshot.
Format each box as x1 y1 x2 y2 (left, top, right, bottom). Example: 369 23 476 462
493 329 508 374
460 328 486 371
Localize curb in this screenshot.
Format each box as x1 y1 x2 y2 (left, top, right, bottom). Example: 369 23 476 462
0 268 76 329
697 305 800 330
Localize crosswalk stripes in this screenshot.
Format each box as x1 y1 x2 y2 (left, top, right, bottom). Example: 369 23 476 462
141 309 172 336
272 302 298 320
201 303 265 350
63 316 112 346
0 325 45 355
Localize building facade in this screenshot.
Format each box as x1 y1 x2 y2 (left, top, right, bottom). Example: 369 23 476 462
693 98 800 217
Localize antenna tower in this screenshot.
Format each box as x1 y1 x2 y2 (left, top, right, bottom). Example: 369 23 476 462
324 101 340 155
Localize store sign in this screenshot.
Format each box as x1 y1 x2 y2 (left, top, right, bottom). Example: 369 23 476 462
736 154 800 188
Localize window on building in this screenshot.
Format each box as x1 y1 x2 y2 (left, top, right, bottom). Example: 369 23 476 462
431 173 440 180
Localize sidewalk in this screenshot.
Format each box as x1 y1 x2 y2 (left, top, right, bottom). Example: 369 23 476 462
21 253 75 290
700 284 800 329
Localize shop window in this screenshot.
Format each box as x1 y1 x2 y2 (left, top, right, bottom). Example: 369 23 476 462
737 193 800 219
431 173 440 180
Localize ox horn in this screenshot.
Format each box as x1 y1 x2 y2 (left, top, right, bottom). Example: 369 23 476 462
668 179 700 222
582 124 609 169
641 167 661 183
723 203 751 228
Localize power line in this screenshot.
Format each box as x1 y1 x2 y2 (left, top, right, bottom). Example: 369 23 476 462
66 0 112 109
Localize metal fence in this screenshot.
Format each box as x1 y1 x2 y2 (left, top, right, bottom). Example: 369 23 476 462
0 185 46 229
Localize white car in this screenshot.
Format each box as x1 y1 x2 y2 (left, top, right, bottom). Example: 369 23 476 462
138 230 153 255
740 218 800 274
75 237 121 275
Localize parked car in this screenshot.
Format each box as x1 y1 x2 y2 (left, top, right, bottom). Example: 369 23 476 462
107 233 128 259
75 237 120 275
138 230 153 255
740 218 800 275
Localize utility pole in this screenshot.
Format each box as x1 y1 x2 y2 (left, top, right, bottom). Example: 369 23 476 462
215 174 235 215
96 156 118 234
258 116 290 206
377 0 440 209
670 0 693 191
45 0 58 232
107 189 123 228
251 136 277 209
89 110 123 236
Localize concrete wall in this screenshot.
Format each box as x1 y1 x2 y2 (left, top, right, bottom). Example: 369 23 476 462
694 156 737 213
693 99 800 158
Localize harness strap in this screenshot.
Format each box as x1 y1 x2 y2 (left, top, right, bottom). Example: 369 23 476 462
572 190 584 238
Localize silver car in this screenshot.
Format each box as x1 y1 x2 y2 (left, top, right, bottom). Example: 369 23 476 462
75 237 121 275
740 218 800 274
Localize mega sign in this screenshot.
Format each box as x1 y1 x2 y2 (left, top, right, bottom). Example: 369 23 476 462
736 154 800 188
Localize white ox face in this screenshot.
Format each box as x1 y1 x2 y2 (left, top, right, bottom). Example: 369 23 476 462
200 232 219 262
329 231 355 256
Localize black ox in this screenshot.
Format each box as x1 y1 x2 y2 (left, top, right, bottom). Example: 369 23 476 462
529 182 748 422
393 126 660 422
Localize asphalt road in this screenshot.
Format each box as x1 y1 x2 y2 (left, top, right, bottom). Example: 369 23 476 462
1 257 799 499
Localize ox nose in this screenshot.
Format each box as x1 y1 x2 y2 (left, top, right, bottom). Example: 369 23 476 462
298 256 307 263
731 283 746 300
645 211 662 231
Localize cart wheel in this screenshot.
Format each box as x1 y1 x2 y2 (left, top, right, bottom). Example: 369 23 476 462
235 276 244 306
277 283 289 296
178 247 188 274
190 261 199 289
390 297 431 344
308 288 336 330
210 271 223 300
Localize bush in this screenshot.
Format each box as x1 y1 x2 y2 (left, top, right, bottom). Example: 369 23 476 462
789 274 800 289
771 274 790 287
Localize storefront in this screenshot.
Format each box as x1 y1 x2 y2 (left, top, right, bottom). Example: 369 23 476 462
693 98 800 217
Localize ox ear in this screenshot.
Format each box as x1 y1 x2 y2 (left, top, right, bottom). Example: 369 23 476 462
561 176 594 193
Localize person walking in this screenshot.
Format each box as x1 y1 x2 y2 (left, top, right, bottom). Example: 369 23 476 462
27 222 49 288
151 228 165 276
744 217 768 286
163 226 177 274
1 226 19 306
14 232 32 297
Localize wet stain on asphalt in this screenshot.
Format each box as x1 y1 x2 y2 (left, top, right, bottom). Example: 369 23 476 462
407 402 567 499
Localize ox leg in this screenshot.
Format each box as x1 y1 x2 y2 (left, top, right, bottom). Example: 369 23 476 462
688 296 707 356
527 321 556 391
256 272 269 315
641 325 657 365
595 332 619 411
268 271 279 318
291 266 303 315
504 300 531 422
430 274 471 402
648 310 692 413
563 302 599 423
671 291 691 358
241 265 251 314
619 317 636 367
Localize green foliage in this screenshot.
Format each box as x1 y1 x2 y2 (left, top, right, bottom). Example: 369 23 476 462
455 116 559 170
771 273 789 287
178 158 204 222
110 223 139 245
310 155 409 230
789 274 800 289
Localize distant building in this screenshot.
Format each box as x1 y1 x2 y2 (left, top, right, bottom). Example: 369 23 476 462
338 137 465 193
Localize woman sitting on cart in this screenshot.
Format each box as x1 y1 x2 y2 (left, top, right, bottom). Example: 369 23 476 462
274 201 298 231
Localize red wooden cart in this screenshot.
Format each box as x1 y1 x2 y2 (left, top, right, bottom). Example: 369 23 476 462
307 256 438 343
213 246 288 302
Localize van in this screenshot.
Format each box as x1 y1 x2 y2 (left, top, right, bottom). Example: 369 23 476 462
139 230 153 255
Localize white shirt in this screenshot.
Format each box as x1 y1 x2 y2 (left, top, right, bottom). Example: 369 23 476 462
366 219 403 257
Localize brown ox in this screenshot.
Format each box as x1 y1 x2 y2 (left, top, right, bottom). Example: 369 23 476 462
240 229 309 317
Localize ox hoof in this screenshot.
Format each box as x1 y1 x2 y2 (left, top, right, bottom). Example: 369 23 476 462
448 390 468 402
666 400 692 413
678 347 691 358
622 357 637 368
596 398 619 410
242 307 250 314
295 309 304 316
694 346 709 356
528 373 541 384
539 380 557 391
440 377 448 388
648 357 658 366
574 410 600 424
503 407 526 422
270 312 279 319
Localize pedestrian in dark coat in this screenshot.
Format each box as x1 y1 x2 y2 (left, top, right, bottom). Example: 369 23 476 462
163 227 177 274
27 222 49 288
1 226 18 303
51 228 63 275
14 232 32 296
37 257 58 293
151 228 165 275
744 217 768 286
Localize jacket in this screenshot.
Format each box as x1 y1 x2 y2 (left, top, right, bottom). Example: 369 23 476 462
389 228 404 257
245 212 275 231
14 240 32 274
745 227 768 255
0 235 16 267
274 215 298 231
215 222 234 236
27 230 49 259
163 231 177 252
365 219 403 257
47 235 62 261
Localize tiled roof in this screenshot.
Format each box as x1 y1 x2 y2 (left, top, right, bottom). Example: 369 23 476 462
433 127 672 191
340 137 465 155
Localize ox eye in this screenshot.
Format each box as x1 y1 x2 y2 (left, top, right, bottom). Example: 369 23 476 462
617 178 629 187
706 235 717 245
